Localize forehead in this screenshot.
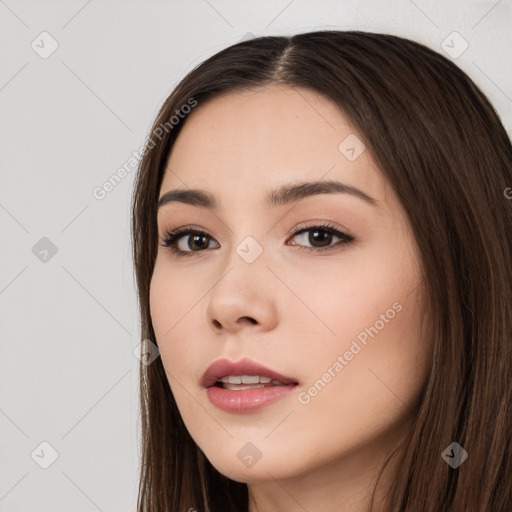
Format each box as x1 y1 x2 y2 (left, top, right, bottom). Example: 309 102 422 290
160 85 389 209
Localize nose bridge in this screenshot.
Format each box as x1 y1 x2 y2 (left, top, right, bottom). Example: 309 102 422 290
221 209 269 266
217 230 267 290
233 232 266 265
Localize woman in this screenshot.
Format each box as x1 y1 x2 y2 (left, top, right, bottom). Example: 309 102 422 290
131 30 512 511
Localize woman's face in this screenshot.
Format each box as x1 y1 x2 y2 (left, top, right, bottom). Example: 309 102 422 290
150 85 431 485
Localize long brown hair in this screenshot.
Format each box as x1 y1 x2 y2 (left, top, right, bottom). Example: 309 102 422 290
131 30 512 511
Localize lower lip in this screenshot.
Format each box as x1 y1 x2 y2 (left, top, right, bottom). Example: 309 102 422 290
206 384 298 413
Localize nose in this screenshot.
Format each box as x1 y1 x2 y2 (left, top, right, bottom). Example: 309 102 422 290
206 256 279 335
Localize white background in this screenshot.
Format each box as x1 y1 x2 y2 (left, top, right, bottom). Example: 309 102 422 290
1 0 511 510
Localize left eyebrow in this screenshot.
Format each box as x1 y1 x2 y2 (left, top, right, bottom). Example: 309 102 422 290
157 179 378 210
267 180 377 207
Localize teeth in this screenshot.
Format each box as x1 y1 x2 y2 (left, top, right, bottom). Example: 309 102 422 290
223 383 266 391
241 375 259 384
217 375 285 385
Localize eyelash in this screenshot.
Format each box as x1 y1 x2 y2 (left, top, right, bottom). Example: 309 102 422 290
160 222 355 259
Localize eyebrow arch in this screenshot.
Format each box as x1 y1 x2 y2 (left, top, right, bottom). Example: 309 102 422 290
157 180 377 210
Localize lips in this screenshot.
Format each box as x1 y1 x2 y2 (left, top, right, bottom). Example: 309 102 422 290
202 357 300 413
200 357 299 389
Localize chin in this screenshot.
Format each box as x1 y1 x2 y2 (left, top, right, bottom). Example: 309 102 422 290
215 465 285 484
202 445 305 484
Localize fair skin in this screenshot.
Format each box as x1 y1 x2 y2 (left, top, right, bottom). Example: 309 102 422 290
150 85 432 512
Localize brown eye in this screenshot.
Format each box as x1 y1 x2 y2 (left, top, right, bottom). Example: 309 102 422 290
160 223 355 258
161 229 218 258
288 223 354 253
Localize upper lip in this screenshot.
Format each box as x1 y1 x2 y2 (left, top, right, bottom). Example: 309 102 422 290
201 357 299 388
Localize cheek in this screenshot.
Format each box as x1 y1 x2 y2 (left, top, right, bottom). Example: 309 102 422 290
292 244 430 415
288 286 429 473
285 260 415 356
148 262 208 388
149 266 171 341
149 265 188 369
308 276 429 412
321 241 424 354
149 261 200 337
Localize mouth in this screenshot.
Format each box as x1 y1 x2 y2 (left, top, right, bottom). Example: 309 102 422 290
211 375 297 391
201 357 299 413
201 357 299 389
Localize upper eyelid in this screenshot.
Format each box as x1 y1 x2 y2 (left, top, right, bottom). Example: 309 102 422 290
164 222 353 244
165 223 346 235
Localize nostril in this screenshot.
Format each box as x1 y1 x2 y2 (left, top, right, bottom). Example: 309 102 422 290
212 317 257 329
240 317 257 325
